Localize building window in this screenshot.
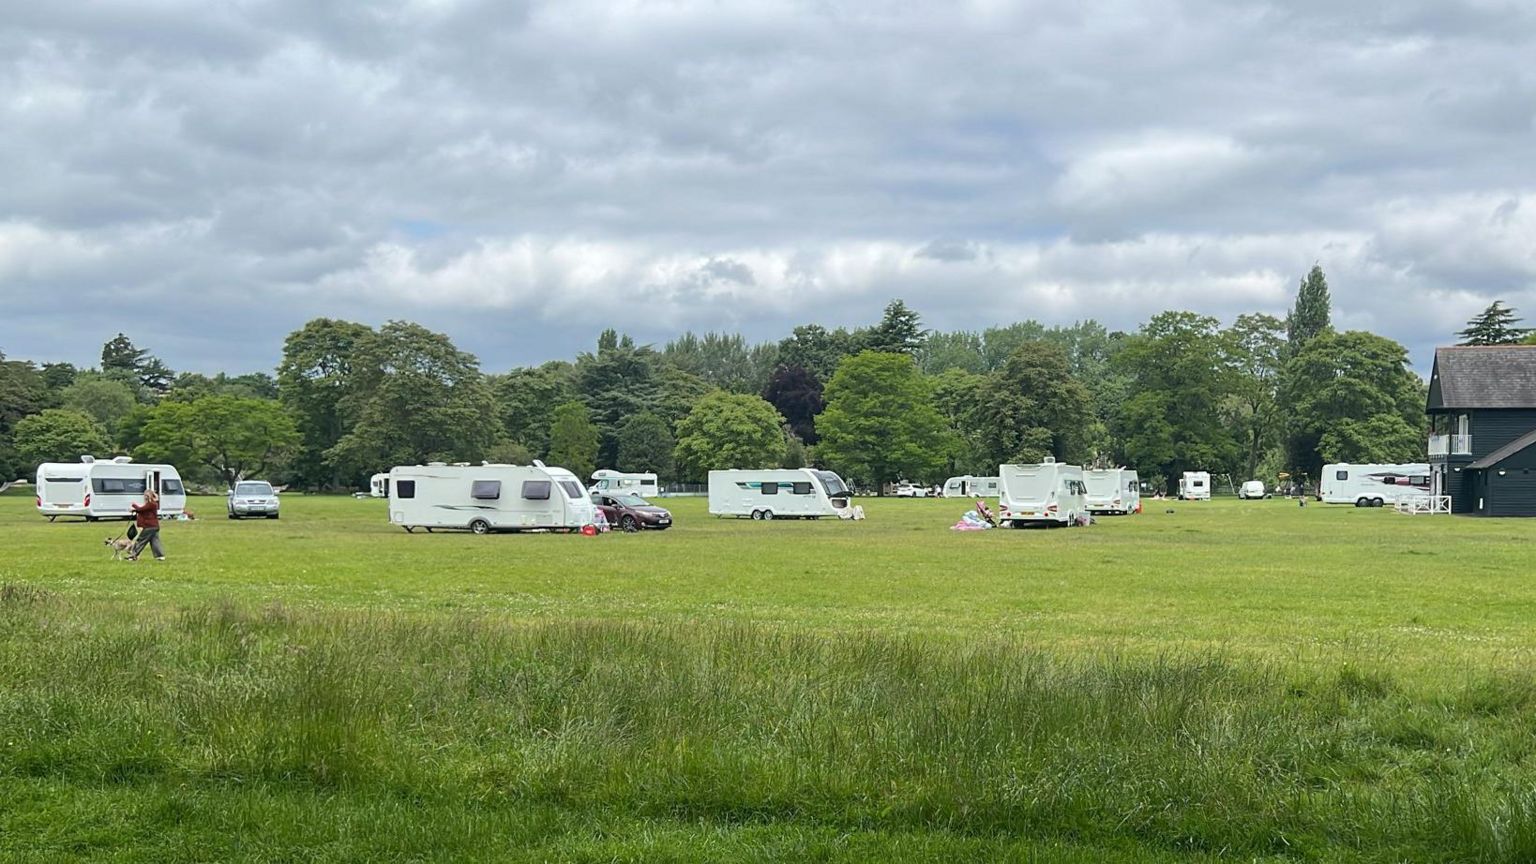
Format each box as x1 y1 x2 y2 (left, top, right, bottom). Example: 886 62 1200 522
761 482 779 495
521 480 551 500
471 480 501 500
396 480 416 499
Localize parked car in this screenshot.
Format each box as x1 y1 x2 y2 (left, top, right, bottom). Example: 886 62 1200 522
1238 480 1271 500
893 482 931 498
227 480 280 519
591 492 672 531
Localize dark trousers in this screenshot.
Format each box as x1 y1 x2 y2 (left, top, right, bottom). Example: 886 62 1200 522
129 527 164 560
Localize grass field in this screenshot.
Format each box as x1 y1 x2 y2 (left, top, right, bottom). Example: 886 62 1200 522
3 491 1536 861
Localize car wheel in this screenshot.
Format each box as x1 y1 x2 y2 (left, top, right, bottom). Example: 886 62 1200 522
228 512 237 519
469 519 491 535
621 515 639 532
268 513 279 520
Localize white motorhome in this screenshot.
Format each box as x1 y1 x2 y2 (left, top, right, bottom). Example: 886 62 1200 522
942 475 1001 498
708 469 852 520
1085 468 1141 515
387 461 596 534
589 470 660 499
998 459 1088 527
1178 471 1212 501
1319 463 1431 507
35 456 186 522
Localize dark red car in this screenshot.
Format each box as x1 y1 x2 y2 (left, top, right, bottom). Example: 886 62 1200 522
591 492 673 531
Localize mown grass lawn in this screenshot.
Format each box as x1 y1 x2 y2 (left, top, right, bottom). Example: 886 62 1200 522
3 490 1536 861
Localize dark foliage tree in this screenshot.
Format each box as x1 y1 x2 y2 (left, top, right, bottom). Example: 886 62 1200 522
490 361 576 460
547 401 600 480
575 333 660 467
278 319 375 488
1284 265 1332 355
777 324 864 382
762 365 824 444
972 341 1093 466
863 299 925 355
1281 330 1425 478
1457 301 1527 346
615 411 675 478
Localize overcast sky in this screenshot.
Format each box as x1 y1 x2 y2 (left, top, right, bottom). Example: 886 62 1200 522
3 0 1534 375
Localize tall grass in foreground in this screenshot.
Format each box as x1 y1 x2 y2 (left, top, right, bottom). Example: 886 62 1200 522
3 586 1536 862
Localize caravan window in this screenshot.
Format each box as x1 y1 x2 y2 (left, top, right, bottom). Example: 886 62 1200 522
471 480 501 500
1127 480 1137 492
558 481 583 499
522 480 551 500
813 470 849 497
92 477 147 494
396 480 416 499
162 478 184 495
44 476 84 484
791 481 813 495
1336 470 1348 481
760 482 779 495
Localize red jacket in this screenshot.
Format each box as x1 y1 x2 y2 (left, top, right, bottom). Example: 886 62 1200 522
132 500 160 529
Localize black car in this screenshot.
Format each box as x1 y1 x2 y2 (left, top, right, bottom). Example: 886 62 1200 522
592 492 673 531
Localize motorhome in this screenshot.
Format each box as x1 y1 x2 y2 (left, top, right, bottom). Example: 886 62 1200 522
998 459 1088 527
942 475 1001 498
1178 471 1212 501
708 469 852 520
590 470 660 498
1084 468 1140 515
35 456 186 522
387 461 596 534
1318 463 1431 507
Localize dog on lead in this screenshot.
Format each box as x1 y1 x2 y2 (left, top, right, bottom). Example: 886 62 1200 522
104 535 135 558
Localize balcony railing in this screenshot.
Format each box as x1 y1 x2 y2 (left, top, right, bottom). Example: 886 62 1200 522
1427 434 1471 457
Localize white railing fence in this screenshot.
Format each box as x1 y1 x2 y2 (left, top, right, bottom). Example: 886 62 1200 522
1395 495 1452 515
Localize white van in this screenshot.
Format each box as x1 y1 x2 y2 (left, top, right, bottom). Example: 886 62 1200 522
708 469 852 520
1319 463 1431 507
999 459 1088 527
1178 471 1211 501
35 456 186 522
1085 468 1140 515
942 475 1001 498
590 469 660 498
1238 480 1269 500
388 461 596 534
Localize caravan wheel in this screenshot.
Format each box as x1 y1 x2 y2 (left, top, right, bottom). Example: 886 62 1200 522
1371 498 1385 508
760 509 774 521
469 519 491 535
1354 499 1367 508
749 510 762 521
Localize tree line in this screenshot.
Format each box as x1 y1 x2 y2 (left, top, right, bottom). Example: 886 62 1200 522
1 267 1525 492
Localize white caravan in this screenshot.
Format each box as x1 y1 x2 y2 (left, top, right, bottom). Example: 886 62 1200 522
998 459 1088 527
708 469 852 520
1319 463 1431 508
369 473 389 498
589 469 660 498
35 456 186 522
1178 471 1212 501
1084 468 1141 515
388 461 596 534
942 475 1001 498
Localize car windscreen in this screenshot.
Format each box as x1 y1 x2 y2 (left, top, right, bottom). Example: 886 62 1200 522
557 480 584 499
612 493 651 507
813 470 848 497
235 482 272 496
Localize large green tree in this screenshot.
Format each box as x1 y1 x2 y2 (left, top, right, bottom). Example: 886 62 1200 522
0 354 52 480
60 378 138 437
661 332 778 394
12 409 111 470
328 322 498 475
815 351 948 489
546 401 600 480
135 396 301 487
863 299 925 355
575 332 660 466
100 333 174 395
1284 265 1333 355
615 412 675 479
1114 312 1242 489
673 392 786 481
277 319 375 488
1457 301 1527 346
971 341 1093 467
1281 330 1425 477
917 330 987 374
777 324 864 382
1223 314 1286 479
490 361 576 459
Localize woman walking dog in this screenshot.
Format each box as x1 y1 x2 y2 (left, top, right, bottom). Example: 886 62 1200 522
126 489 166 561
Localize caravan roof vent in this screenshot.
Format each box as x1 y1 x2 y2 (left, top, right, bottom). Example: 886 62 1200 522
80 455 96 464
112 456 133 464
1041 456 1057 464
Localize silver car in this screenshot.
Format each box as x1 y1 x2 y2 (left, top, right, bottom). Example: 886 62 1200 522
227 480 280 519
